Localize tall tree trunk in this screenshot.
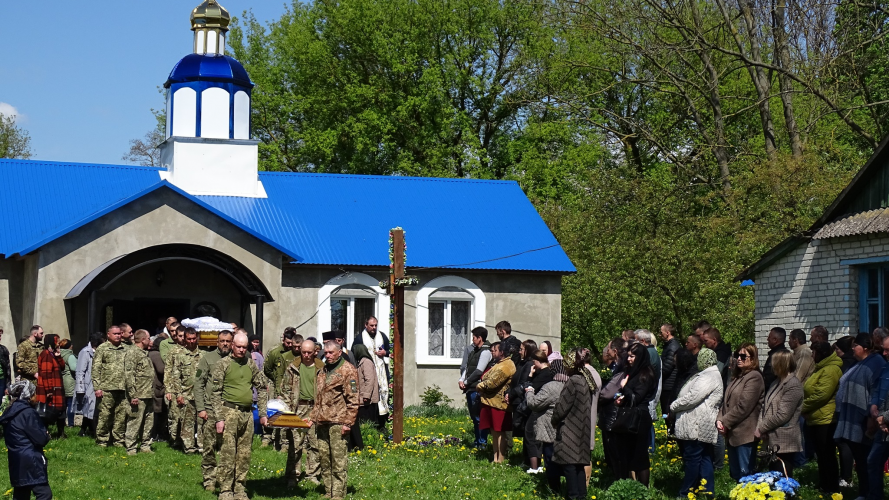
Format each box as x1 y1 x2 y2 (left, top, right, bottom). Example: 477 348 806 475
716 0 777 159
773 0 803 158
689 0 732 192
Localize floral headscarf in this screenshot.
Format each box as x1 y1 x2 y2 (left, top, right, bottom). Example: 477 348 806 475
697 347 717 372
563 351 599 394
8 380 36 401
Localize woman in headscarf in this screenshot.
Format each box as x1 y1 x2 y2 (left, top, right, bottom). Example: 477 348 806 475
670 347 723 497
523 349 554 474
540 341 553 358
36 334 66 438
551 349 594 500
611 342 656 486
0 381 52 500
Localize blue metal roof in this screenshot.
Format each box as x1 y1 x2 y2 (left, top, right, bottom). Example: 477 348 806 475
165 53 253 88
0 159 575 273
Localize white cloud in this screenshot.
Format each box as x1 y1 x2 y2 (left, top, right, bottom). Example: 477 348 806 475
0 102 22 122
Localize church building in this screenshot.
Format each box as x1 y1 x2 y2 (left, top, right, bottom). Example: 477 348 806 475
0 0 574 405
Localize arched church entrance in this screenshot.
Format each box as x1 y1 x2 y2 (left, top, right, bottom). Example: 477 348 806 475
64 244 273 343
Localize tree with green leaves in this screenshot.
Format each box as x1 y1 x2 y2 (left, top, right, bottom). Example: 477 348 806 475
0 113 32 159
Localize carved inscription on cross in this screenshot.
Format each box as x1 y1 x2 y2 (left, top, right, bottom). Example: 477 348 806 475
385 228 417 443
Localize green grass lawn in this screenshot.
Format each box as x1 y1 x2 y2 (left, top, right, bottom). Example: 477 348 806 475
0 408 870 499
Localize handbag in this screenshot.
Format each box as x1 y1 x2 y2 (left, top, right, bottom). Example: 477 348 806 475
36 402 60 423
610 393 641 434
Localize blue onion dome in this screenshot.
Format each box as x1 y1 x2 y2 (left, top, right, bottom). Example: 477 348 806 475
164 54 253 89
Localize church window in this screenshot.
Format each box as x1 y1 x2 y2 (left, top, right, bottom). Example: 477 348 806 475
330 285 376 347
171 87 197 137
201 87 230 139
416 276 485 365
233 91 250 139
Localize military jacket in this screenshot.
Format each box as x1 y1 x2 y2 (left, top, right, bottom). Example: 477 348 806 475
170 347 203 400
92 341 128 391
281 358 324 411
194 348 227 413
207 355 268 424
15 339 40 379
310 357 359 426
124 348 155 400
163 344 184 395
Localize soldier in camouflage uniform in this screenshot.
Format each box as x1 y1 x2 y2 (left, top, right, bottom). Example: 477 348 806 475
164 324 186 449
124 329 155 455
170 327 204 454
262 328 298 448
16 325 43 381
282 339 325 487
92 325 128 447
195 330 234 491
120 323 134 348
307 340 359 500
209 333 268 500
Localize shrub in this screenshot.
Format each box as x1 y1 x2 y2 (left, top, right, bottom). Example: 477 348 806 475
420 385 453 408
603 479 652 500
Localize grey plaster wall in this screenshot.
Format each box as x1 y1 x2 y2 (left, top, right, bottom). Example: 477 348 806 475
0 258 24 355
279 266 563 406
752 233 889 362
24 187 283 350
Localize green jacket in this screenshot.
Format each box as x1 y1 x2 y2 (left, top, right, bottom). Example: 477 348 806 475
124 348 155 400
92 341 128 391
60 348 77 397
264 344 295 397
802 352 843 425
159 338 177 363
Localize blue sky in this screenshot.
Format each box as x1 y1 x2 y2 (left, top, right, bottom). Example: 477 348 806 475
0 1 288 164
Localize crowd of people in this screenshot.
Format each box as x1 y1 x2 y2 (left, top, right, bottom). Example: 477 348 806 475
0 316 392 500
4 317 889 500
458 321 889 500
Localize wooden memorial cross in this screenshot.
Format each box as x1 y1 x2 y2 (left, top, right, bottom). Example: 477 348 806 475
384 227 418 443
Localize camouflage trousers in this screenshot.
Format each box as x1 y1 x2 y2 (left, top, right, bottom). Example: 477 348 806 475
96 390 127 447
285 404 320 481
179 399 200 453
201 414 224 487
217 406 254 496
168 398 181 447
317 423 349 499
125 399 154 453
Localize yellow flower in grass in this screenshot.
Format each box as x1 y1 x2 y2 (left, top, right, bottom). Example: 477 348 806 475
832 494 843 500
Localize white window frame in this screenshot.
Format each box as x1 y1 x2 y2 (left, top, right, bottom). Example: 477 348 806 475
416 276 486 365
318 272 390 348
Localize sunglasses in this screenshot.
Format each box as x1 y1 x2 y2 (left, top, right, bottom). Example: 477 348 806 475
733 353 749 360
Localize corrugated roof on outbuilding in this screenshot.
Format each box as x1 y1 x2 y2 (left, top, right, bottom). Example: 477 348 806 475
813 208 889 239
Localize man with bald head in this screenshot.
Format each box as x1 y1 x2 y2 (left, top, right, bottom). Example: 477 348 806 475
281 339 325 488
209 333 268 500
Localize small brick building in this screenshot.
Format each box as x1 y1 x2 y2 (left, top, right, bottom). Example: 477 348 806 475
740 137 889 358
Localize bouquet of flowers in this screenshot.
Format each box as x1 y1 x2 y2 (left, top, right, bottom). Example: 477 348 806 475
729 471 800 500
